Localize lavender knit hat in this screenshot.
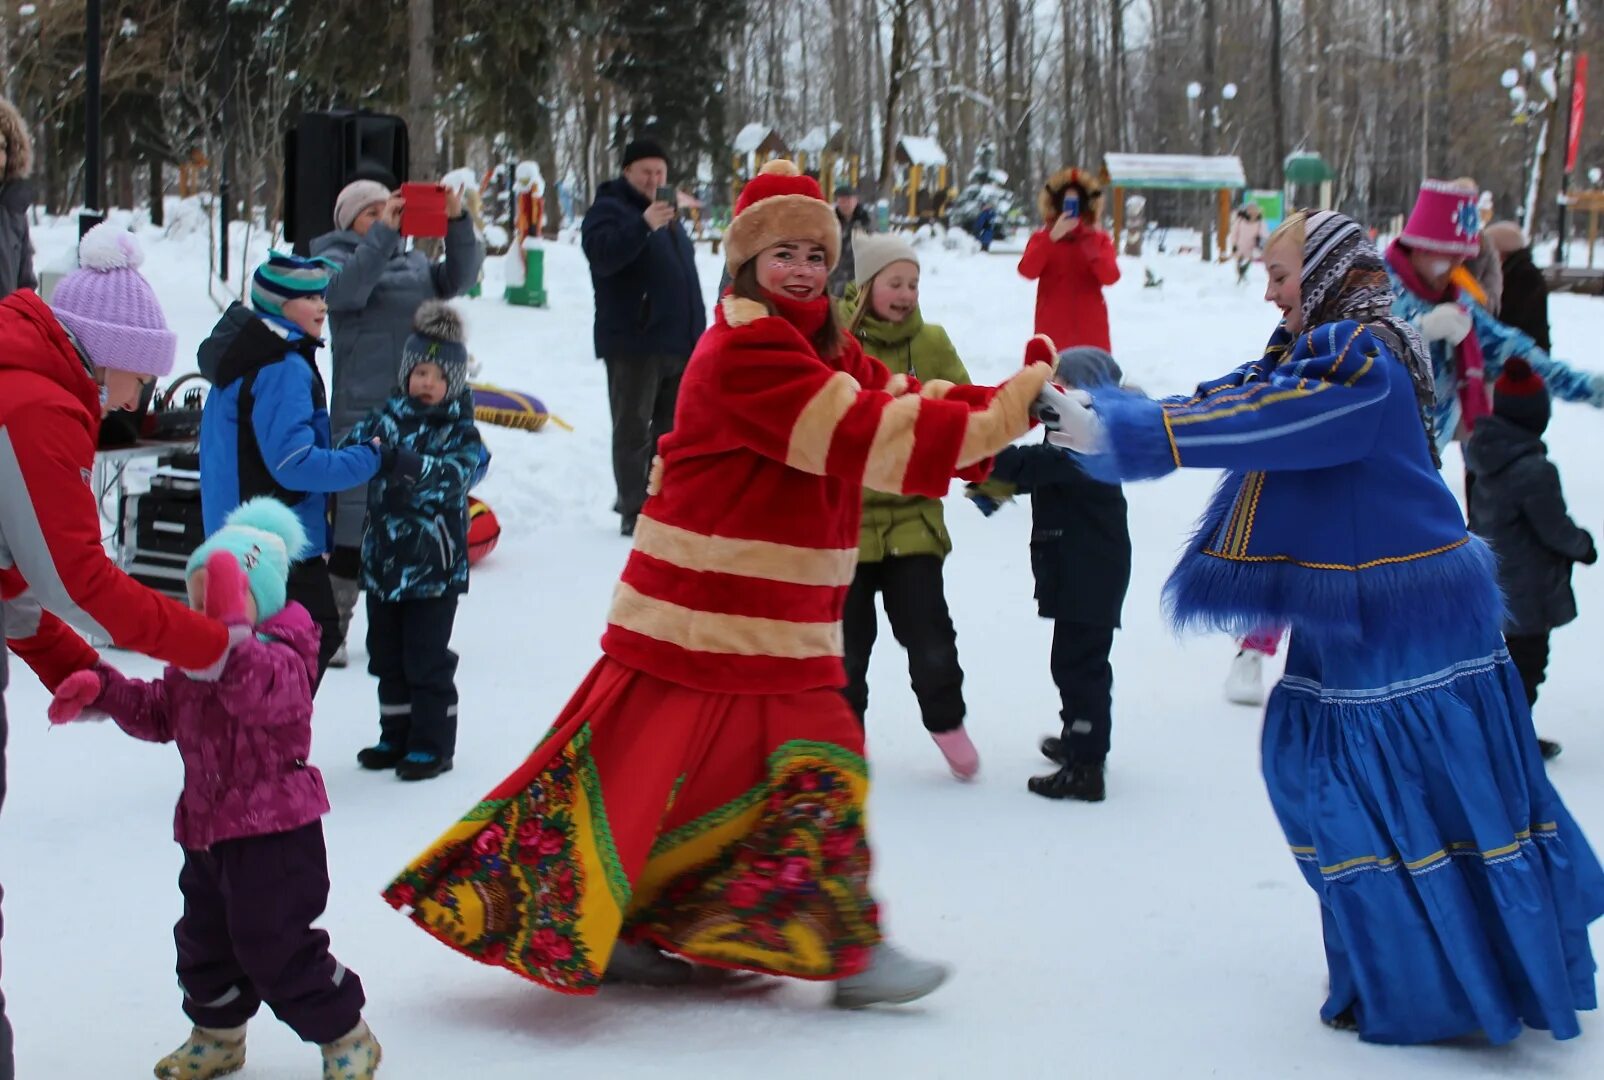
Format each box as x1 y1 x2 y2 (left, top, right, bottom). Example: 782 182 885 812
50 223 177 377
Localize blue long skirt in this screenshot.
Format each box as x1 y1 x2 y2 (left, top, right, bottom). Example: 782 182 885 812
1263 621 1604 1044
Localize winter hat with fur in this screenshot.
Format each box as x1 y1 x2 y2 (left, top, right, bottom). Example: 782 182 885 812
725 159 841 273
1038 167 1103 223
853 233 919 289
0 95 33 179
334 179 391 231
50 223 178 377
185 497 309 622
1493 356 1551 435
400 299 470 397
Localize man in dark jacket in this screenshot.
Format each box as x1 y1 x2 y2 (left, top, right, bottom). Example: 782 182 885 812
1466 357 1594 761
1486 221 1551 352
828 183 874 297
581 139 706 536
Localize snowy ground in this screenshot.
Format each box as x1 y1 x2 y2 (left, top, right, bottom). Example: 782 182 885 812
6 211 1604 1078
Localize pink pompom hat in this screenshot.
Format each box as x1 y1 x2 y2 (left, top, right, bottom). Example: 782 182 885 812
49 222 178 377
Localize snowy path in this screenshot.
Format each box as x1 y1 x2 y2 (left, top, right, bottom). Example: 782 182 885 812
5 218 1604 1077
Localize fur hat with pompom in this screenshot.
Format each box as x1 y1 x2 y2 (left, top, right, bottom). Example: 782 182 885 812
185 497 310 622
400 299 470 398
725 159 841 273
50 223 177 377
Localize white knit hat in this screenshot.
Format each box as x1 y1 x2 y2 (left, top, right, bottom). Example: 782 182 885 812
334 179 392 231
852 234 919 288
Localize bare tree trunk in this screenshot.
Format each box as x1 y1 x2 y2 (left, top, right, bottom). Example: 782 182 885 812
876 0 912 199
1110 0 1126 152
1268 0 1286 185
148 158 165 228
1201 0 1217 259
408 0 437 179
1061 0 1077 164
1428 0 1450 176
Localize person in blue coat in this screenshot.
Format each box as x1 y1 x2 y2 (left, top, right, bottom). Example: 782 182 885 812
1043 210 1604 1046
198 253 406 688
581 138 707 536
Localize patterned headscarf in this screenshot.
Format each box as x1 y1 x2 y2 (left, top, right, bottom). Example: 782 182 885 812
1298 210 1440 464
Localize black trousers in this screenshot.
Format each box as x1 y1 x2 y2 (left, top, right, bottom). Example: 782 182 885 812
1506 632 1551 709
842 555 966 733
604 354 685 520
1051 620 1116 765
366 594 460 759
285 560 340 695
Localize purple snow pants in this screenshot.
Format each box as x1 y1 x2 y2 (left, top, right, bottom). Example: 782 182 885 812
175 821 362 1044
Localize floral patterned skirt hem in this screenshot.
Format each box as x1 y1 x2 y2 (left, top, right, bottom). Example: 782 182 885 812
383 656 881 995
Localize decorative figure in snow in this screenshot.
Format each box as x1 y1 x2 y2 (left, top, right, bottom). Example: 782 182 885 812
504 161 549 307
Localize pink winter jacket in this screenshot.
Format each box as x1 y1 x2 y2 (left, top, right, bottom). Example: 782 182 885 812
91 603 330 850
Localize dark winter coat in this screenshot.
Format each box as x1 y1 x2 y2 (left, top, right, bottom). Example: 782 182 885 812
828 204 875 297
985 437 1132 627
311 216 483 548
1497 247 1551 353
581 177 706 361
198 305 382 553
340 389 486 602
0 179 37 299
1466 414 1595 635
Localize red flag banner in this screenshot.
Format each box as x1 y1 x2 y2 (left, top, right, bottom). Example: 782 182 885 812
1567 54 1589 174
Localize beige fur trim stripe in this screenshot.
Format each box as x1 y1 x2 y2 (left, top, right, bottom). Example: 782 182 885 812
921 379 956 399
609 582 844 660
721 295 770 328
632 515 858 588
885 373 911 397
861 393 924 494
956 363 1050 468
786 371 863 474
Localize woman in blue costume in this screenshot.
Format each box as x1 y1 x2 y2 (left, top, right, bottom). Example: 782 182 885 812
1041 210 1604 1045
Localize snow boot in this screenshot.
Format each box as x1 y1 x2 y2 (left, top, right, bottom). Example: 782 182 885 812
357 741 405 771
1224 650 1266 707
395 751 453 782
1040 735 1073 768
329 574 360 669
154 1024 246 1079
1539 737 1563 761
603 940 694 987
930 727 980 781
320 1019 381 1080
831 943 952 1009
1028 762 1105 802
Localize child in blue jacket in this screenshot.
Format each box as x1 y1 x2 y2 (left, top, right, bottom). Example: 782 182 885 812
342 300 487 781
198 252 410 688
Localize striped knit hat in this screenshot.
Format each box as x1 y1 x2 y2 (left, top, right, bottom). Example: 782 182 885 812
251 251 334 318
400 300 470 397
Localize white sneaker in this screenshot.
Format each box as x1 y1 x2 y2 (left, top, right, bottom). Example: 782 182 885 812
1224 650 1266 706
154 1025 246 1079
831 943 952 1008
603 939 693 986
329 642 349 669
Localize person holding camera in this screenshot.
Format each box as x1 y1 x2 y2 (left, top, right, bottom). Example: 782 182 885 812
581 138 706 537
310 177 484 669
1018 167 1120 352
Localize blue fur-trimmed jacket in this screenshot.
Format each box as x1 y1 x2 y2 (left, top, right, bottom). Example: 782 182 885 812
339 390 488 602
1092 320 1499 644
1385 264 1604 451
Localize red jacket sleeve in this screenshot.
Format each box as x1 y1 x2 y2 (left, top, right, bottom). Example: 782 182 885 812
1 572 101 691
1077 229 1121 286
0 403 229 677
1018 229 1055 280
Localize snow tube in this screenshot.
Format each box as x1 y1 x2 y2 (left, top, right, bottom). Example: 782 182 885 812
467 497 501 565
471 384 571 432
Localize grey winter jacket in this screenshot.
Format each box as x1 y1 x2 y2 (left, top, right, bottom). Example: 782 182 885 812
0 180 37 299
310 215 483 547
1466 414 1597 634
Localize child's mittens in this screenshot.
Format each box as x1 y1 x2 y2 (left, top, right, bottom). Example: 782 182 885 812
49 668 106 724
203 551 253 627
1418 302 1472 345
384 446 425 486
965 486 1002 517
1580 530 1598 565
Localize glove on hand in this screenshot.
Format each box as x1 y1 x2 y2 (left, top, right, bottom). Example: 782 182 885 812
48 668 105 725
203 551 252 627
965 487 1002 517
1419 303 1473 346
1042 392 1107 454
387 447 424 486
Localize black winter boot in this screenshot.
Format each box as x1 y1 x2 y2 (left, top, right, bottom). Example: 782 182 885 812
1539 737 1563 761
396 751 454 781
1040 736 1073 767
1028 762 1105 802
357 741 406 771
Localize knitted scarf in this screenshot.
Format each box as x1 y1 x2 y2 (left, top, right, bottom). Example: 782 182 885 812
1299 212 1440 464
1385 239 1491 439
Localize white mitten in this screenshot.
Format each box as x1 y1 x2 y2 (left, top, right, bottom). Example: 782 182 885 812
1418 302 1473 345
1042 396 1107 454
1031 384 1093 428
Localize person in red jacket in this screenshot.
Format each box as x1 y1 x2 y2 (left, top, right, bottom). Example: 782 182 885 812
1018 166 1120 351
0 223 234 1079
383 159 1054 1012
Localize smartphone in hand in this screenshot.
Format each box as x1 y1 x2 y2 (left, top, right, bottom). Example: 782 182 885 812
655 185 677 208
1062 194 1081 220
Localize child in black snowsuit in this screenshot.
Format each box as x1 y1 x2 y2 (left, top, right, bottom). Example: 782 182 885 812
342 300 488 781
1466 357 1595 760
968 347 1132 801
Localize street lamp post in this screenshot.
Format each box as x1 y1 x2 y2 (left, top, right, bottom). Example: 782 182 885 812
1188 79 1237 262
1502 49 1557 232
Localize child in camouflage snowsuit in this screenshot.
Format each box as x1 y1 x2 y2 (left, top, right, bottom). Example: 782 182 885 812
342 300 487 781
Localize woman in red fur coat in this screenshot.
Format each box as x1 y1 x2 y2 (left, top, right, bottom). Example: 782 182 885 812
384 160 1054 1010
1018 167 1120 352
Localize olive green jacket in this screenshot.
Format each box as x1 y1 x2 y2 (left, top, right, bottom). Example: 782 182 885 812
839 285 971 562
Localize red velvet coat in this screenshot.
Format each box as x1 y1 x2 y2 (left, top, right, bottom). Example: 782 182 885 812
1018 225 1120 352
